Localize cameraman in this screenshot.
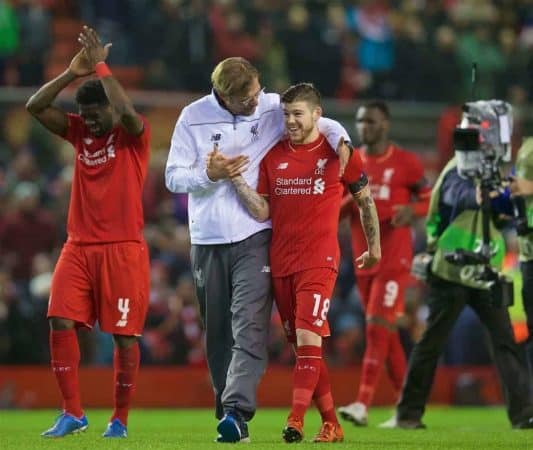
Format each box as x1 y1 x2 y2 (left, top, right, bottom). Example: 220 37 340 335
385 156 533 429
510 138 533 341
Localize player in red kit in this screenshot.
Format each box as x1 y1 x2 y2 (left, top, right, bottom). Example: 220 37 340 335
338 101 430 427
225 83 381 443
26 26 150 438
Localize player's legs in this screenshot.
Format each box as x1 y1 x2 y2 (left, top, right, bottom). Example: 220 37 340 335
273 274 314 442
383 274 409 395
102 334 139 438
470 288 533 427
95 241 149 437
386 330 407 395
282 268 342 443
341 272 408 426
44 243 95 437
191 243 233 420
220 230 272 424
396 277 466 424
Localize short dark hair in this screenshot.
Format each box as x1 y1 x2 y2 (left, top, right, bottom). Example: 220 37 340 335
75 79 109 106
360 100 390 119
281 83 321 107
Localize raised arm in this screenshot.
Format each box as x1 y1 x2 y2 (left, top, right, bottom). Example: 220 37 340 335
230 175 270 222
25 49 93 136
78 26 143 135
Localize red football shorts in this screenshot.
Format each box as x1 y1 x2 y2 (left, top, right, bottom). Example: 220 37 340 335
356 270 410 323
272 267 337 343
48 241 150 336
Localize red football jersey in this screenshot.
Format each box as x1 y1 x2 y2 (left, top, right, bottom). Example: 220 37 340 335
258 134 364 277
350 144 430 274
63 113 150 243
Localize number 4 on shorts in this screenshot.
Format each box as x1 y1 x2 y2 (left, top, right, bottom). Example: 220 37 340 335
115 297 130 327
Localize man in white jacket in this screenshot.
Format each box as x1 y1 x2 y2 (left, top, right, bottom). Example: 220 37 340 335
165 57 351 443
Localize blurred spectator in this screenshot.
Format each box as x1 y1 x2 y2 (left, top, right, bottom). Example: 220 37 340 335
283 3 342 96
0 181 58 282
425 25 463 103
144 0 214 91
15 0 52 86
390 13 431 100
456 24 505 99
79 0 132 65
495 27 529 101
0 0 19 85
209 0 260 63
345 0 394 97
256 20 290 94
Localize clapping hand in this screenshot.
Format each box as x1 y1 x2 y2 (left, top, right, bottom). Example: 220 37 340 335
206 145 249 181
68 48 94 77
77 25 111 68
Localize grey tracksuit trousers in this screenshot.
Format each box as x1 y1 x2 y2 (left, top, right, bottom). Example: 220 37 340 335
191 229 272 421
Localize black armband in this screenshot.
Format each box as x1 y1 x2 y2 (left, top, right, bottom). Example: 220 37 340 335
348 172 368 195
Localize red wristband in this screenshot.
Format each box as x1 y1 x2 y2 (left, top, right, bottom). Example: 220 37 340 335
95 62 112 78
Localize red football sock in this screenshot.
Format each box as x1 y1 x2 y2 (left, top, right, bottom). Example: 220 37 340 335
313 358 338 424
356 323 390 407
111 342 140 426
50 329 83 418
290 345 322 421
386 331 407 397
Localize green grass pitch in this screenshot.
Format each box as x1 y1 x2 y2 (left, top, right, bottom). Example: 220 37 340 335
1 407 532 449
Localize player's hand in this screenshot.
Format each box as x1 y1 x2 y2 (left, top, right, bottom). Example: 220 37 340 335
355 250 380 269
78 25 111 67
68 48 94 77
391 204 415 227
206 145 249 181
337 139 351 177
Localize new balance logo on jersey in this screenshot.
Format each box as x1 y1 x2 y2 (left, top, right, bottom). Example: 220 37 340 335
277 162 289 170
261 265 271 273
313 178 325 194
315 158 328 175
211 133 221 142
83 138 93 145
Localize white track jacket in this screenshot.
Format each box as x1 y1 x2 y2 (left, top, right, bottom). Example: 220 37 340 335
165 91 350 245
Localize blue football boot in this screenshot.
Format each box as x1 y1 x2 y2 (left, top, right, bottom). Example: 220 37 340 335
102 418 128 438
216 412 250 443
41 412 89 438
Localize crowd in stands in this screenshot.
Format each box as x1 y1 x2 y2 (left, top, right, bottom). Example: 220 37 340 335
0 0 532 103
1 0 531 367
